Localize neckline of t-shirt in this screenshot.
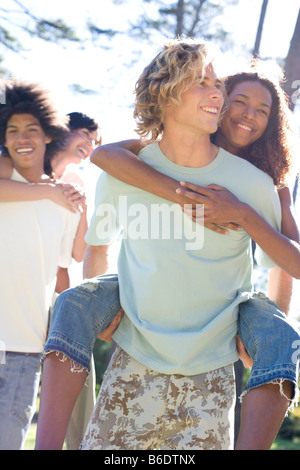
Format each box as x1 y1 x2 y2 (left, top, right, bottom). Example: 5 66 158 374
11 168 28 182
153 141 226 174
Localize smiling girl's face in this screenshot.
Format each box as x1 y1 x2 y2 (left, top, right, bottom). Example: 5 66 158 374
218 80 273 155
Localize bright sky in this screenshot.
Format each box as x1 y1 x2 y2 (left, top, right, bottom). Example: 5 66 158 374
3 0 300 143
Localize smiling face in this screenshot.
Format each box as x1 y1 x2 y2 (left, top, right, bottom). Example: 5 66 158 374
165 64 224 137
64 127 100 163
218 80 272 155
4 113 51 180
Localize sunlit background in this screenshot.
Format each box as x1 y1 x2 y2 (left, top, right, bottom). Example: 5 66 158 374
2 0 300 319
3 0 300 140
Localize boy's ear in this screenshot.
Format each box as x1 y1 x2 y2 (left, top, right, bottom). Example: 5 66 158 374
45 136 52 144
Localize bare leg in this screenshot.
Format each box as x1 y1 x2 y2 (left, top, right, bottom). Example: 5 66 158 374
235 381 293 450
35 353 87 450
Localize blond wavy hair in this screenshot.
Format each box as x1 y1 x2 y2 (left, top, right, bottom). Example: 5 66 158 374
134 38 225 143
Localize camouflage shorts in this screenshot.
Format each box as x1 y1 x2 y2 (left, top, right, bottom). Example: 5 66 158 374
81 346 235 450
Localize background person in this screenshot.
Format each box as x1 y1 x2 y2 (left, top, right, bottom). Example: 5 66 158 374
0 109 102 450
0 80 80 450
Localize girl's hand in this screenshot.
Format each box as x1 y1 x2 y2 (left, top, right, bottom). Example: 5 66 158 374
176 182 244 234
98 309 124 342
46 183 86 213
236 335 253 368
62 183 87 213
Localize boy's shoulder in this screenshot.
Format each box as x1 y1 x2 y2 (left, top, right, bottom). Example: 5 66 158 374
219 148 274 185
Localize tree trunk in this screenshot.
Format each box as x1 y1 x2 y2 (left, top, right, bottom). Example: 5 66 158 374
282 8 300 112
253 0 269 58
176 0 185 36
282 8 300 203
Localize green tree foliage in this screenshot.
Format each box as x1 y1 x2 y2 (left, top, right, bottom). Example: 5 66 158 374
93 340 114 392
135 0 237 45
0 0 79 53
87 0 238 50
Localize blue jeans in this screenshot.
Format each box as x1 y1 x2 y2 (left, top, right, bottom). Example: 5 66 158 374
43 274 300 405
0 352 41 450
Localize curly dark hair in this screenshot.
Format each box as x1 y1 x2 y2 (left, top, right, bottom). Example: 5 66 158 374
0 79 69 176
67 112 98 132
223 72 295 186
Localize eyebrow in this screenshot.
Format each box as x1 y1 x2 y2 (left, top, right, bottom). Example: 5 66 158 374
6 122 40 129
234 93 271 109
197 75 223 86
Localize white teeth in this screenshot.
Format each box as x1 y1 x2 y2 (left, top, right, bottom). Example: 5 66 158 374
78 147 88 157
202 107 218 114
237 124 251 132
16 148 34 154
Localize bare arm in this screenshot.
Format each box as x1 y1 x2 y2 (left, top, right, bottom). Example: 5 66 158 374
83 244 112 278
70 189 88 262
54 206 88 292
90 140 236 234
268 268 293 314
177 182 300 279
0 178 84 211
0 156 13 178
0 155 85 212
82 244 124 342
71 209 88 262
267 187 299 313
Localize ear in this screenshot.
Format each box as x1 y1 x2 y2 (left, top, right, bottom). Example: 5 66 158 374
45 136 52 144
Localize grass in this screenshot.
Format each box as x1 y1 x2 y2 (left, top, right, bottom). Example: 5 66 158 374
25 423 37 450
271 438 300 450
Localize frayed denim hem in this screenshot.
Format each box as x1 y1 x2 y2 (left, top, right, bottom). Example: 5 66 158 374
240 367 299 415
41 333 92 375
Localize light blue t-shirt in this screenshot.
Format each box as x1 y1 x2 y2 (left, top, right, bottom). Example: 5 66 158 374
86 143 281 375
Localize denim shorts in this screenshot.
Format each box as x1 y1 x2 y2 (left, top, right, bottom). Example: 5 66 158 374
43 274 121 372
238 292 300 406
43 275 300 405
